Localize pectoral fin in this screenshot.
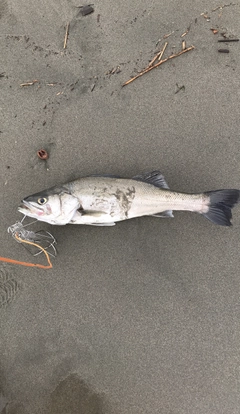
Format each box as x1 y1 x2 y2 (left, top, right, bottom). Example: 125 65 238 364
70 209 116 225
79 209 108 217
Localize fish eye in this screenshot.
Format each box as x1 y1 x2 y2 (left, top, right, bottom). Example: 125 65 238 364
37 197 47 205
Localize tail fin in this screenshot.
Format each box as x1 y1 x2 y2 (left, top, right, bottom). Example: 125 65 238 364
203 189 240 226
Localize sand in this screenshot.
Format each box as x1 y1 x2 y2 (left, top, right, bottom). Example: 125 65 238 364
1 1 240 413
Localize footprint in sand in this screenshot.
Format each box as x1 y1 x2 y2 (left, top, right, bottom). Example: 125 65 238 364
0 266 22 308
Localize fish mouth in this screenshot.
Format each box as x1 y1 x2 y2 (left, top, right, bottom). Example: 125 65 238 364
18 200 44 214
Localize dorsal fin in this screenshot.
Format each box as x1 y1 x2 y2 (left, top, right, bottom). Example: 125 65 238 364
89 174 122 178
132 170 170 189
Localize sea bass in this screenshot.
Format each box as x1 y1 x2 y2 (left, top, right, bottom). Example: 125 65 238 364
18 171 240 226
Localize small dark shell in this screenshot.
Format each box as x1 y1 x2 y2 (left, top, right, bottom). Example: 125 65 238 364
37 149 48 160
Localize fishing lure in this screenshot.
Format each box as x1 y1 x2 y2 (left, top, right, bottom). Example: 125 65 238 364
0 217 56 269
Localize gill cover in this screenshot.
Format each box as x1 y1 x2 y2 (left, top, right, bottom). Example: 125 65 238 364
21 186 80 225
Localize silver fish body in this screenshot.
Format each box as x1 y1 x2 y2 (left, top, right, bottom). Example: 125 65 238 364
66 176 208 223
18 171 240 226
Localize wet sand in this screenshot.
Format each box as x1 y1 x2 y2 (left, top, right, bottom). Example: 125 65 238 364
1 1 240 413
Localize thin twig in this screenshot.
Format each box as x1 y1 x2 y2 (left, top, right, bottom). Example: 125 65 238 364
148 42 168 67
212 3 235 11
63 22 70 49
218 38 239 42
156 32 173 46
20 80 38 87
163 32 173 39
181 30 188 37
122 45 194 87
181 23 191 38
148 51 162 68
158 41 168 60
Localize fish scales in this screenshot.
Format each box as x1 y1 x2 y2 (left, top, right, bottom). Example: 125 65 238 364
67 177 206 219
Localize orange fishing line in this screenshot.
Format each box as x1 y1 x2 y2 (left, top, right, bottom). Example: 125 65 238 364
0 232 52 269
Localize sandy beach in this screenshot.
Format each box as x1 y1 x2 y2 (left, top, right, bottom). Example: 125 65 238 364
1 1 240 413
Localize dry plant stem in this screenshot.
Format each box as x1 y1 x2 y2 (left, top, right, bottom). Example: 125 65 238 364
20 80 38 87
123 45 194 87
212 4 235 11
148 42 168 67
218 38 239 42
163 32 173 39
148 51 162 67
64 22 69 49
158 42 168 60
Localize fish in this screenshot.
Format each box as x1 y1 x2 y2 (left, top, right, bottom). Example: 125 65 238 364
18 171 240 227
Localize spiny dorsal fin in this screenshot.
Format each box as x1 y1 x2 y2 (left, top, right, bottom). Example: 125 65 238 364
132 170 170 189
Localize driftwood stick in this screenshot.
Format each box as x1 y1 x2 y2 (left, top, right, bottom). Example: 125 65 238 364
123 45 194 87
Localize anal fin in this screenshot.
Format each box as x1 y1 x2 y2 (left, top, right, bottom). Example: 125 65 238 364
152 210 174 218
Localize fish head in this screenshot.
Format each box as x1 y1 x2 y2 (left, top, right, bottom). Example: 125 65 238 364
18 186 80 225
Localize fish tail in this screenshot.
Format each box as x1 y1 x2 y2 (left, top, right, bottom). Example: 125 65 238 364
203 189 240 226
